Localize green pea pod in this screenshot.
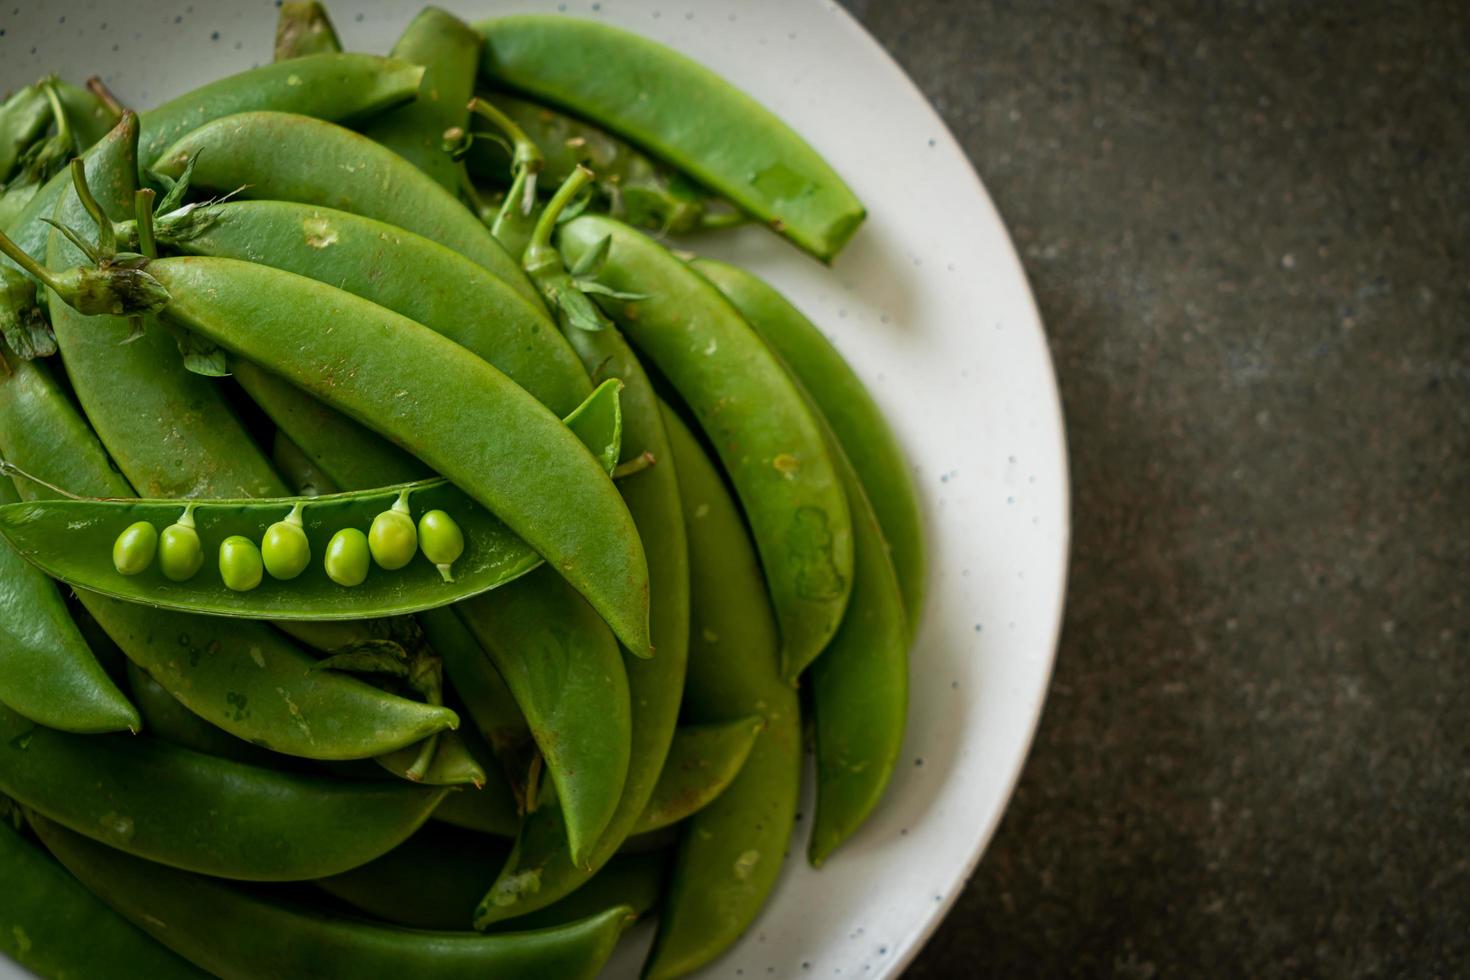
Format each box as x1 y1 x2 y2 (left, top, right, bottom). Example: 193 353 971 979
151 111 542 309
274 1 343 60
644 405 802 980
271 429 338 498
32 815 632 980
0 817 206 979
433 779 520 838
466 91 740 234
84 255 652 656
48 113 288 499
124 661 279 768
476 174 689 925
693 258 927 634
364 7 481 192
455 566 632 868
559 214 852 682
54 79 122 150
632 716 764 835
694 261 911 863
2 706 444 880
0 331 461 762
478 15 865 260
143 199 589 417
3 54 425 274
317 823 663 932
0 83 55 182
0 449 138 734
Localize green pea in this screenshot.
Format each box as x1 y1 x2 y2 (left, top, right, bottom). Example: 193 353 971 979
418 509 464 583
325 527 370 587
157 505 203 582
368 490 417 570
218 535 263 592
111 521 158 576
261 502 310 580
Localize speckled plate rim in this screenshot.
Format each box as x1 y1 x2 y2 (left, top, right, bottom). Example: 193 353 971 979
0 1 1069 977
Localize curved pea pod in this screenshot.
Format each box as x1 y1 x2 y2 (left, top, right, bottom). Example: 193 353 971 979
274 1 343 60
3 54 425 273
148 200 589 417
475 185 689 925
455 566 632 868
32 815 632 980
0 451 138 734
643 405 802 980
633 716 764 835
478 15 865 260
0 818 206 979
694 259 926 634
560 214 852 682
467 91 740 234
47 113 288 500
124 662 279 768
363 7 481 192
694 261 911 863
151 112 542 309
54 79 122 150
433 776 520 838
2 705 444 880
0 83 53 182
317 824 664 932
121 257 652 655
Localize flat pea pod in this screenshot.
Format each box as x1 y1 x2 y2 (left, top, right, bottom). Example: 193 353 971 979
2 705 445 880
363 7 481 192
124 661 280 768
274 0 343 60
318 824 664 933
0 817 206 979
0 448 139 734
0 380 624 621
0 342 461 761
466 90 741 234
145 199 589 417
643 405 802 980
3 54 425 275
455 566 632 868
47 113 288 500
693 258 927 635
478 15 865 260
33 815 634 980
151 112 543 310
560 214 852 682
632 716 764 835
0 82 53 182
102 255 652 656
475 183 689 924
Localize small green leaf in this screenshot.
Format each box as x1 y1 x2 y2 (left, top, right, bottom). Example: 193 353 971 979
559 286 612 333
39 217 100 265
568 233 611 279
574 279 647 302
154 150 200 215
173 328 229 378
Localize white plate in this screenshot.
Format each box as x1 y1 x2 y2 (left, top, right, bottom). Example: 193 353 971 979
0 1 1068 977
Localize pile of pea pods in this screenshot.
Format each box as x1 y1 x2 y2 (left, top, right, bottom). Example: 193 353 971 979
0 5 926 978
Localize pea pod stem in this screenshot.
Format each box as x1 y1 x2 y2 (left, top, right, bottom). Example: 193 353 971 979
467 95 544 257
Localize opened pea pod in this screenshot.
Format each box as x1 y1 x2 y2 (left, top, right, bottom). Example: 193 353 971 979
0 379 622 621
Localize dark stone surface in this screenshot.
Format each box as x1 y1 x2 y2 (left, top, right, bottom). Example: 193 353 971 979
836 1 1469 976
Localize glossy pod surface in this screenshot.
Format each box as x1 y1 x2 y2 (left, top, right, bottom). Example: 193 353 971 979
136 256 652 656
0 448 139 734
33 816 632 980
151 111 543 309
632 716 765 835
559 214 852 681
124 662 281 769
694 258 927 632
696 260 911 863
644 406 803 980
150 200 589 417
1 702 444 880
0 818 206 979
3 54 424 271
478 15 865 259
363 6 481 192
